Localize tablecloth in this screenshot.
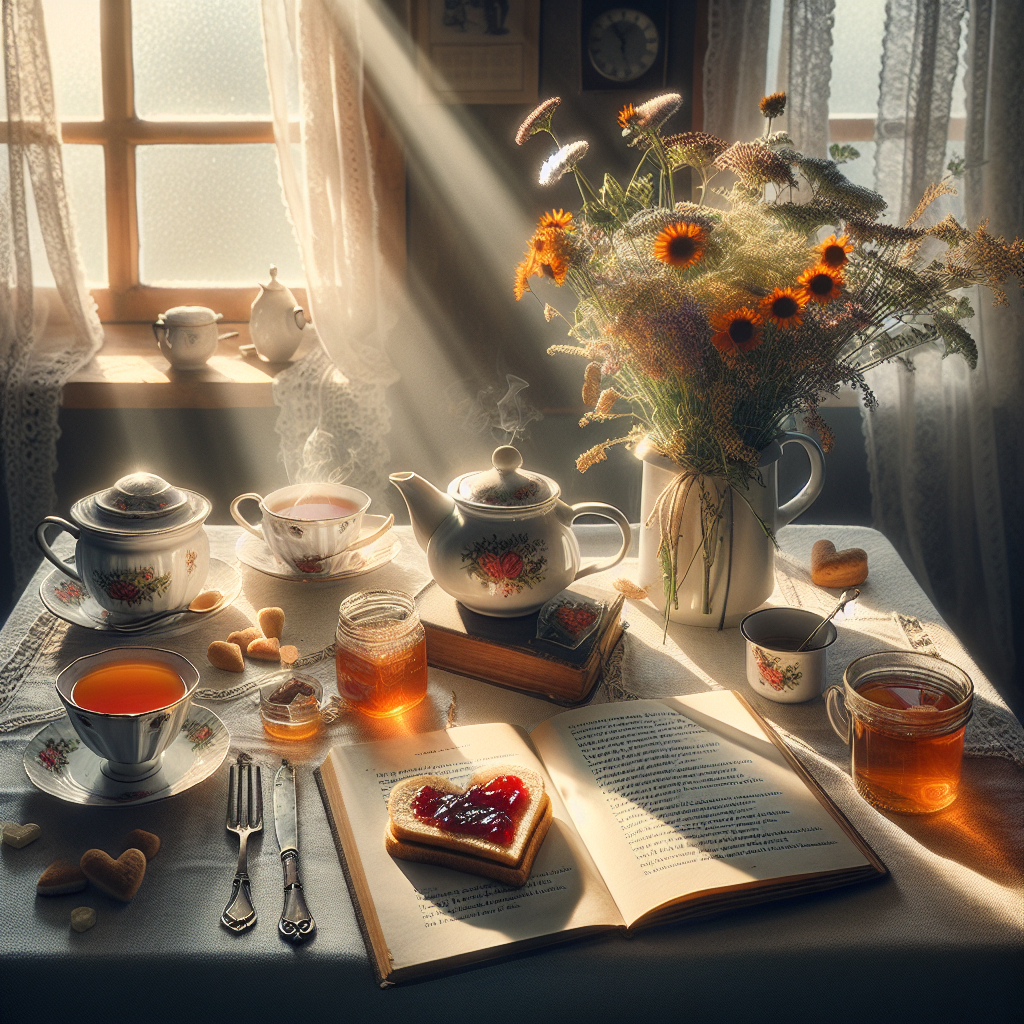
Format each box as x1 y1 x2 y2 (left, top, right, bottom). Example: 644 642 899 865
1 525 1021 1024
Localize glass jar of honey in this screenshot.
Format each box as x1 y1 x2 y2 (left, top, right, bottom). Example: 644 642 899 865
335 590 427 718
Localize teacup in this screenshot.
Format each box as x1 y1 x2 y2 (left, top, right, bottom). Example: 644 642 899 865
55 647 200 781
230 483 388 576
739 607 838 704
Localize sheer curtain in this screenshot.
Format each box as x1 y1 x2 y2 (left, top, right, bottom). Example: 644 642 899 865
1 0 104 591
260 0 397 505
861 0 1022 690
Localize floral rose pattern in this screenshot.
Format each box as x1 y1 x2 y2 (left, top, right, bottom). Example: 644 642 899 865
92 565 171 606
462 533 547 598
37 737 79 773
293 555 327 574
53 581 87 607
183 718 216 752
752 646 803 692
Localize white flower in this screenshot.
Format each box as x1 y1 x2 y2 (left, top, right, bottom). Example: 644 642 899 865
539 141 589 186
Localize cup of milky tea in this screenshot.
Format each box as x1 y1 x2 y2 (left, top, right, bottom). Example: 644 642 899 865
230 482 391 575
55 647 200 781
740 606 838 704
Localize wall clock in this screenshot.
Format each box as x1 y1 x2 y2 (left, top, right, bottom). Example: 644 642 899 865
580 1 668 92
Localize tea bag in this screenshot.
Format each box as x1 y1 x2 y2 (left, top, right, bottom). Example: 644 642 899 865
536 591 606 649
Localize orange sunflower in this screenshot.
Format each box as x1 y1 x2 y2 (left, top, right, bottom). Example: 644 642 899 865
653 222 707 270
514 224 572 300
710 308 763 353
761 287 806 328
539 208 573 230
798 264 844 304
816 233 853 269
617 103 637 129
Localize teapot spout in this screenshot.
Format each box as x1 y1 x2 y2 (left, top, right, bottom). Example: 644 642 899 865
389 472 455 552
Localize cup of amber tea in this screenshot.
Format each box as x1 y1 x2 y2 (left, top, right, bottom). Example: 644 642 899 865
826 652 973 814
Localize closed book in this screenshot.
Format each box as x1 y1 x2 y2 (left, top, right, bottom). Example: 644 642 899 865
416 582 625 704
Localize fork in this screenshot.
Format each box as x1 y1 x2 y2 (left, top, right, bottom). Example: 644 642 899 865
221 757 262 933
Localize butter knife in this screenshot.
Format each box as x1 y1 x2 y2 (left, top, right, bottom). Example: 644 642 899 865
273 759 316 943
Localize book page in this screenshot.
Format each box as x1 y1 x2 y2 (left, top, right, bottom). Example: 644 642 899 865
322 722 623 977
531 691 872 928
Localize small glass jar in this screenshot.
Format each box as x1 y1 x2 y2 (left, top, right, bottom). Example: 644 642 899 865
827 652 973 814
335 590 427 718
259 671 323 742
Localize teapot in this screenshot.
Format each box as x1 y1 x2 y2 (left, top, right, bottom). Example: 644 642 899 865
249 265 309 363
390 446 632 617
34 472 212 623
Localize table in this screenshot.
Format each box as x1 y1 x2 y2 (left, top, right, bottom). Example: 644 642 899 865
2 525 1021 1024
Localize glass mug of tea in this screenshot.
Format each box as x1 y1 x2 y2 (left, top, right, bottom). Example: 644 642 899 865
230 483 390 575
826 651 973 814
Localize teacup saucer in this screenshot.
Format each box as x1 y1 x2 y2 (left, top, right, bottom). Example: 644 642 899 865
23 705 229 806
235 514 400 582
39 558 242 638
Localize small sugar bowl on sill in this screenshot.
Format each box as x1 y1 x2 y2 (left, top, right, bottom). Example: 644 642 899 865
740 607 838 704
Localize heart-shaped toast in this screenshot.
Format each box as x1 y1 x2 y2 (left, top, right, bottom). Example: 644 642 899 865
37 860 88 896
80 848 146 902
811 539 868 587
387 765 549 870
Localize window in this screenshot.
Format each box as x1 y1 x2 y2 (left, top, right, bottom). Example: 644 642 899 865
765 0 967 193
5 0 304 321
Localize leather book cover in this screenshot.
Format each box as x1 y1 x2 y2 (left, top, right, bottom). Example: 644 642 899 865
417 583 625 704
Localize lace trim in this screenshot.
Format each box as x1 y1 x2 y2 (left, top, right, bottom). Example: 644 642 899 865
778 0 835 158
2 0 105 590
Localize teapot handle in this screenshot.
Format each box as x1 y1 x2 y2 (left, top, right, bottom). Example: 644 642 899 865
34 516 83 582
152 319 168 347
230 493 266 540
568 503 632 580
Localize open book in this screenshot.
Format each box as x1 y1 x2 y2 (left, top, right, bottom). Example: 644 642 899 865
316 691 885 984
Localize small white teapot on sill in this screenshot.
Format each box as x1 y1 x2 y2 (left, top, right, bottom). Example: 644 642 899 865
249 265 309 363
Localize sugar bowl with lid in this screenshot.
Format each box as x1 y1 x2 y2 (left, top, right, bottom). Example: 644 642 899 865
34 472 212 622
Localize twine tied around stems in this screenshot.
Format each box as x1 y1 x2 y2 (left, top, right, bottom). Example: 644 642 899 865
645 470 756 634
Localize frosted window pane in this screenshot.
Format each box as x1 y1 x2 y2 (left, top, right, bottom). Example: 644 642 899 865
42 0 103 119
1 143 106 287
136 144 302 286
830 0 886 115
133 0 271 118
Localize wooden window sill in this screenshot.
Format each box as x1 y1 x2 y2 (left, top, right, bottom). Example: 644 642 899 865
62 323 316 409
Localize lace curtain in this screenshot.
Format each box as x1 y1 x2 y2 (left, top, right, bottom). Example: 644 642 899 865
0 0 103 591
861 0 1022 688
261 0 396 507
776 0 834 157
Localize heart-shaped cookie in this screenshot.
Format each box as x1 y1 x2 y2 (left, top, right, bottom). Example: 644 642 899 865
387 764 548 869
811 539 868 587
80 848 146 902
2 822 41 848
121 829 160 862
37 860 88 896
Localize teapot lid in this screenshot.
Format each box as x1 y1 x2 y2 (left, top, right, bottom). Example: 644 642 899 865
159 305 220 327
260 265 285 291
451 446 557 508
73 472 210 536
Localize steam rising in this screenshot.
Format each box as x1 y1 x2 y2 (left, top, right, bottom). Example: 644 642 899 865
449 373 543 442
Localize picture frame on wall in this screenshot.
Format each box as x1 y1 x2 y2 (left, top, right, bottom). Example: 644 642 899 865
415 0 540 104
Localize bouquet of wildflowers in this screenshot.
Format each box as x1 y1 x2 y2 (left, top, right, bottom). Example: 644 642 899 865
513 91 1022 617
